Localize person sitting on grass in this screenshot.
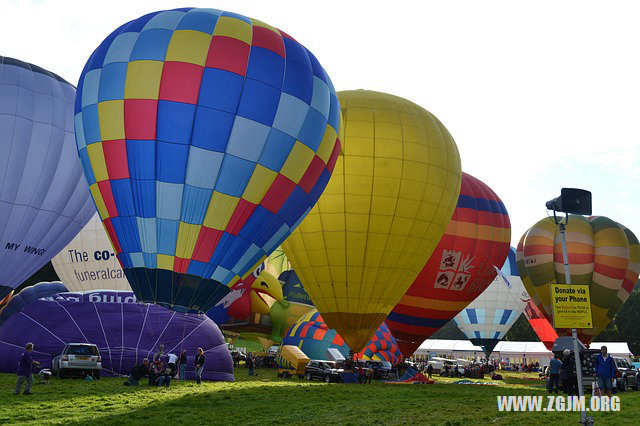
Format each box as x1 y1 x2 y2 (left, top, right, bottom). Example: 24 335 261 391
15 342 39 396
157 366 172 387
124 358 149 386
149 359 164 386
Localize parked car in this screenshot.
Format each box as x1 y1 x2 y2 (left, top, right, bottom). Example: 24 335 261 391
305 360 343 383
613 357 639 392
52 343 101 379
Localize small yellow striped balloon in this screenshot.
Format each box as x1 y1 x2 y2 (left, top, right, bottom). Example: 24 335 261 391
517 215 640 345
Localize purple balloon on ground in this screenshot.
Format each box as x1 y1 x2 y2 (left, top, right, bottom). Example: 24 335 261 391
0 290 233 381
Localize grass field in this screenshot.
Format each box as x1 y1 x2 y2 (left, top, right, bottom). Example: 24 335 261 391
0 369 638 425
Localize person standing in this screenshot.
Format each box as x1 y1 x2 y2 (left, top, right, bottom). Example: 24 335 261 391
561 349 577 396
594 345 616 397
15 342 38 395
153 344 165 363
247 353 254 376
548 355 562 394
167 352 178 376
426 363 434 379
179 350 187 381
195 348 205 385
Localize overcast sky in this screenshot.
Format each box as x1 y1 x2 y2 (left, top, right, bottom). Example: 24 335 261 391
2 0 639 245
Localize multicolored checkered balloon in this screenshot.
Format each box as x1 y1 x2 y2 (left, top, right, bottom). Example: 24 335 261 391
281 309 403 365
74 8 341 313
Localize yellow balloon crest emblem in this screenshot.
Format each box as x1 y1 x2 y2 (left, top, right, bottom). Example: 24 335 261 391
517 215 640 345
282 90 462 351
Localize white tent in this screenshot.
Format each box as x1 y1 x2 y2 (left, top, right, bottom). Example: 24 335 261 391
412 339 633 366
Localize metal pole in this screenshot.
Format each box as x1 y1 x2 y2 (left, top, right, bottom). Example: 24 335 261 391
558 222 587 424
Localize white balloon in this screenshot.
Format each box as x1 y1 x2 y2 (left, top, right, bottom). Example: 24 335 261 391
454 248 529 355
52 214 130 292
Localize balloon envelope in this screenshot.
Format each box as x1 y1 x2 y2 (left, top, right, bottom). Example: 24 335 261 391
52 213 130 292
74 8 342 313
0 290 233 380
523 298 558 351
387 173 510 357
0 56 94 300
454 248 528 356
281 308 403 365
282 90 462 352
517 215 640 345
0 281 68 328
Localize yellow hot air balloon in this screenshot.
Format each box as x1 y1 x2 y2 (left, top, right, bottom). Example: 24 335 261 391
517 215 640 345
282 90 462 351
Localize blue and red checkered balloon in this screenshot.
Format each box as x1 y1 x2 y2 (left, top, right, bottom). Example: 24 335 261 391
74 8 341 313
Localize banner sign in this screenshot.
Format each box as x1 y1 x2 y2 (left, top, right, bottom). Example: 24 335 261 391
550 284 593 328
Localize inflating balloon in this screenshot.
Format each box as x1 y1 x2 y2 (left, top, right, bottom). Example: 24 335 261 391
282 90 462 352
265 247 290 277
281 309 403 364
268 269 315 342
74 8 342 313
205 263 283 324
387 172 510 357
523 298 558 351
0 56 94 300
52 214 130 292
517 215 640 345
0 281 68 328
454 248 528 356
0 290 234 380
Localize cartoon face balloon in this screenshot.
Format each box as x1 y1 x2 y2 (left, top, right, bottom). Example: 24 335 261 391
282 90 462 352
517 215 640 345
387 173 510 357
73 9 341 313
0 56 94 300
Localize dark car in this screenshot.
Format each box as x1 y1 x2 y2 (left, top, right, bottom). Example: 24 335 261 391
613 357 639 392
356 360 390 380
305 360 343 383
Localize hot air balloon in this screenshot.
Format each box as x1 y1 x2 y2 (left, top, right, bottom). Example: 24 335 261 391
206 263 284 325
265 247 290 277
454 247 528 356
0 56 94 300
73 8 342 313
523 298 558 351
0 290 234 380
268 269 315 342
281 309 403 365
0 281 68 328
517 215 640 345
282 90 462 352
386 172 510 357
51 213 130 292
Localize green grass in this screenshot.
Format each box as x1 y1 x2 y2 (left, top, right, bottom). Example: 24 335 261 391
0 369 637 425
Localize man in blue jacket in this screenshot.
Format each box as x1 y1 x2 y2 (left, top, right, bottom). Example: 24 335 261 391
15 342 39 395
594 345 616 397
548 354 562 393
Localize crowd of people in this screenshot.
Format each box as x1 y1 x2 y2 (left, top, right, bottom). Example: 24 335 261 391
123 344 207 387
11 341 209 395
